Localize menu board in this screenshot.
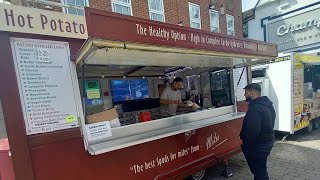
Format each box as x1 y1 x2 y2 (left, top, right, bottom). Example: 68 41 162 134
11 38 80 135
233 67 248 101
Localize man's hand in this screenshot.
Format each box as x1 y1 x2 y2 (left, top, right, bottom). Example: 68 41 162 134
177 102 193 108
173 100 183 104
160 99 183 105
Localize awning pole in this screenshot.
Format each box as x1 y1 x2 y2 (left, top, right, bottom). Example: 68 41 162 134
81 63 86 115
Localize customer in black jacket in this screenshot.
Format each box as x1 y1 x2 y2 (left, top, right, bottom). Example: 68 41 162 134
240 83 276 180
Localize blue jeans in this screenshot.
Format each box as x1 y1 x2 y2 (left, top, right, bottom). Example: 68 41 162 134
241 143 274 180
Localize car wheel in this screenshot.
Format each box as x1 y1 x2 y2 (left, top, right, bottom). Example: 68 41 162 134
186 169 209 180
305 121 313 133
313 119 320 130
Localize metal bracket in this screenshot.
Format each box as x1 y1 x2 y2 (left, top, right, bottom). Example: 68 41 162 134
281 133 290 142
223 160 233 178
224 166 233 178
185 130 196 142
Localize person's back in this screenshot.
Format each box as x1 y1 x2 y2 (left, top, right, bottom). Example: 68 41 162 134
240 96 275 145
240 83 276 180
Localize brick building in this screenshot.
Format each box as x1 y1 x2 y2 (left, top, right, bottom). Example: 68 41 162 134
5 0 243 37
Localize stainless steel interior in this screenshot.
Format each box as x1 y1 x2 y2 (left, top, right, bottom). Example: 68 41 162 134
75 39 271 155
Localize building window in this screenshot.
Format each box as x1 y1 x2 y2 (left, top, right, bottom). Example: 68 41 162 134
188 2 201 29
148 0 165 22
112 0 132 16
226 14 235 36
209 10 219 32
64 0 88 16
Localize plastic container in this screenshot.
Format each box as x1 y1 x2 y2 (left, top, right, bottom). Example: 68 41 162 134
139 112 151 122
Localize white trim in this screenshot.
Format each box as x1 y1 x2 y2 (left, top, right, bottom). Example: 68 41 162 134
148 0 165 22
209 9 219 32
226 14 235 36
85 106 242 155
265 4 320 25
188 2 201 29
111 0 133 16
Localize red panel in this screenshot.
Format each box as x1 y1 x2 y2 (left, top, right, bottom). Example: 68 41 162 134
84 8 277 57
31 118 243 180
237 101 249 112
0 32 35 180
155 148 242 180
0 32 84 180
0 139 15 180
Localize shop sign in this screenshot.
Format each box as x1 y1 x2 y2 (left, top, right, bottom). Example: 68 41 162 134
85 121 112 142
85 8 277 57
0 4 87 39
269 55 291 63
267 8 320 51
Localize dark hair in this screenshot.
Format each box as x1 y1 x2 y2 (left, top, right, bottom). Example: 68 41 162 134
172 77 183 83
244 83 261 93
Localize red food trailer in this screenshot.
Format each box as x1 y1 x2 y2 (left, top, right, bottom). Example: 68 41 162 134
0 4 277 180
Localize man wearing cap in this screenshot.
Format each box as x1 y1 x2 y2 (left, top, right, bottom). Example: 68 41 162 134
160 77 188 117
240 83 276 180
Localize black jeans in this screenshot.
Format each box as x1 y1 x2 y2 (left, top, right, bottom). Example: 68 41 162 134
241 142 274 180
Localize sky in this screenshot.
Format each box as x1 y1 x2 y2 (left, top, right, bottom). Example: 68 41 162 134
242 0 260 12
0 0 11 4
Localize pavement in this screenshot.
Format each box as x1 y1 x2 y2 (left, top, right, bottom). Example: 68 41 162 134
205 128 320 180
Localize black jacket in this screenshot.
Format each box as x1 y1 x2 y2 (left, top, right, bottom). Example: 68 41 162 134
240 96 276 145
